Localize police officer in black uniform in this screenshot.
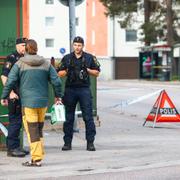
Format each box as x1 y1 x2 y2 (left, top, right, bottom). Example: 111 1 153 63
1 38 29 157
58 36 100 151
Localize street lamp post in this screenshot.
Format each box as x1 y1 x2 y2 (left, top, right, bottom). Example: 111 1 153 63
59 0 84 52
69 0 76 52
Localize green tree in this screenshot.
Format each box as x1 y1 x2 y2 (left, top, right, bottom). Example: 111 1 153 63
100 0 180 46
100 0 140 28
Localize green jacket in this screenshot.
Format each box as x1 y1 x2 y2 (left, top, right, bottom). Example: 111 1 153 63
1 54 62 108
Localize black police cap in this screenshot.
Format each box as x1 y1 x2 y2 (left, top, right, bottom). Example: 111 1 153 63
73 36 84 44
16 37 28 45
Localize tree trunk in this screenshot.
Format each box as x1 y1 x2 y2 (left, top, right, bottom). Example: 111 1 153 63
144 0 150 46
166 0 174 79
166 0 173 46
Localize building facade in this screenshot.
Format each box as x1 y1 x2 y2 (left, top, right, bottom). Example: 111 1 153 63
0 0 146 80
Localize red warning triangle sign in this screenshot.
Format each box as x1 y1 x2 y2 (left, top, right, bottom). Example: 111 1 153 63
144 90 180 127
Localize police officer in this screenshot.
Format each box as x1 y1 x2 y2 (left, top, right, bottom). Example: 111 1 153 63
58 36 100 151
1 37 29 157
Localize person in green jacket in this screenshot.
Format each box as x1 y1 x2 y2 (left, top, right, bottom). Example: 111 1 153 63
1 39 62 167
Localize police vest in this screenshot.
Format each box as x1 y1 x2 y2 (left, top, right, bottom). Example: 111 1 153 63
66 56 89 87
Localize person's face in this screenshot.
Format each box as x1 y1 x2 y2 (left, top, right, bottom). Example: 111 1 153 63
16 43 26 55
73 42 84 54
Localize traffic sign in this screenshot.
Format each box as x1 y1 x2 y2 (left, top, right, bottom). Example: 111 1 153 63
143 90 180 127
59 47 66 55
59 0 84 6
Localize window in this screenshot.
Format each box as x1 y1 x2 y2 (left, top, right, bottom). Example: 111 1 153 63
126 30 137 42
45 39 54 47
75 17 79 26
45 17 54 26
46 0 54 4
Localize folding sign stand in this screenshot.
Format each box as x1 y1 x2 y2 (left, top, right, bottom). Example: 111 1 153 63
143 90 180 128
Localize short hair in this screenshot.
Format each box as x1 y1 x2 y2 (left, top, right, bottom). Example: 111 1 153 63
25 39 38 54
73 36 84 45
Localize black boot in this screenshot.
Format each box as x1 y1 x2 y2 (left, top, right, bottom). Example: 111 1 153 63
20 148 30 155
87 142 96 151
7 148 26 157
14 147 30 155
62 143 72 151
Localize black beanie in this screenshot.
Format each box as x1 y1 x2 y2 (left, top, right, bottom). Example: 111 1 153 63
16 37 28 45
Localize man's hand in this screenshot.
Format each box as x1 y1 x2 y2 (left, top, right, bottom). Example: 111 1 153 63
87 68 100 77
1 99 8 106
54 97 63 105
58 70 67 77
9 91 19 99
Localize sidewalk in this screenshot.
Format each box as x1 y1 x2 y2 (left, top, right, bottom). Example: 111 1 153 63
1 80 180 179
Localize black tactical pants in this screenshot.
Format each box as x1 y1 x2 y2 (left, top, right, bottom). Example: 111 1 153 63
63 87 96 144
7 99 22 150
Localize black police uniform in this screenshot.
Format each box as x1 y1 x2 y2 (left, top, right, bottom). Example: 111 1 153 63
58 52 100 147
1 51 23 151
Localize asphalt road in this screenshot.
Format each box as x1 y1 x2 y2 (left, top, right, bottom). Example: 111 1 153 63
1 80 180 180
